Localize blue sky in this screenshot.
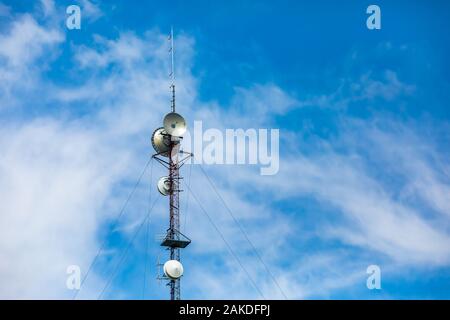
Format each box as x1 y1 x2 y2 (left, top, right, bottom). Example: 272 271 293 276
0 0 449 299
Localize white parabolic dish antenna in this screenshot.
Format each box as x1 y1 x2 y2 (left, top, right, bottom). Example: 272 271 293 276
157 176 171 196
163 112 187 137
163 260 184 280
151 127 171 156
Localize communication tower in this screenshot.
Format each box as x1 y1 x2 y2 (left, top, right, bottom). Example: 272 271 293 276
151 27 192 300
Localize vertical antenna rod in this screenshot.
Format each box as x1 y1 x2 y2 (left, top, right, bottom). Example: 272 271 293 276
169 26 176 113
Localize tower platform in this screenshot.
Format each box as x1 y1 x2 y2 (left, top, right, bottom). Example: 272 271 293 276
160 229 191 248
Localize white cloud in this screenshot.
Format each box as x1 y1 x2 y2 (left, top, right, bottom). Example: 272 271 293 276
79 0 103 22
0 118 130 298
0 13 63 108
231 84 299 120
0 14 62 67
292 69 416 110
40 0 56 17
230 118 450 267
353 70 415 101
359 122 450 217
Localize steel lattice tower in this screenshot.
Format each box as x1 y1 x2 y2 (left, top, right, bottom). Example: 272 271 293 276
152 28 192 300
168 125 181 300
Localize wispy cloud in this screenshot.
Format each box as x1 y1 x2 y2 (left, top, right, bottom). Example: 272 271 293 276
0 12 63 108
231 117 450 266
79 0 103 22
